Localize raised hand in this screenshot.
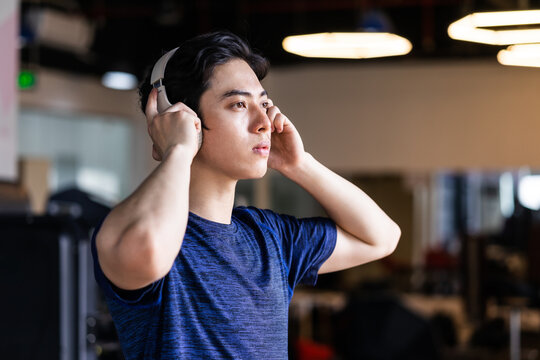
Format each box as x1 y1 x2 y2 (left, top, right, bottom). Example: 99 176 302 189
266 102 305 173
145 88 202 161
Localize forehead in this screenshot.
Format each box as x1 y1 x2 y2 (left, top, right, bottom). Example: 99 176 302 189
206 59 264 96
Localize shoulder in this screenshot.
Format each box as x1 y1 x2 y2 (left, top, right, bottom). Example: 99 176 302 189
233 206 293 227
233 206 311 241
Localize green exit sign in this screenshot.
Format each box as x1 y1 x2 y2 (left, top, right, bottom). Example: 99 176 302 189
18 70 36 90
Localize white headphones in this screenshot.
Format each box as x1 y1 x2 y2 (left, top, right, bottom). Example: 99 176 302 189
150 47 203 149
150 47 180 113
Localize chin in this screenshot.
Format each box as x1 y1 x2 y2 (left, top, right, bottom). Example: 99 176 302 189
240 165 267 180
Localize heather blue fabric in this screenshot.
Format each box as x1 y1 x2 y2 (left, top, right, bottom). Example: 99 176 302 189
91 206 336 359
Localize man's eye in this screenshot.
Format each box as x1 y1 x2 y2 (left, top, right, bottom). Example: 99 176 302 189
262 102 269 108
234 102 246 109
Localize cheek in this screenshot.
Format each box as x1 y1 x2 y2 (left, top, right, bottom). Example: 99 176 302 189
200 128 242 159
204 118 248 147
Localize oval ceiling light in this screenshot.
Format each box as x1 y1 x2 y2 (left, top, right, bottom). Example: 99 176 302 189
448 10 540 45
282 32 412 59
497 43 540 67
102 71 138 90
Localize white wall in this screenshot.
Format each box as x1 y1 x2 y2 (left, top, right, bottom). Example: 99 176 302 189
265 59 540 172
20 59 540 180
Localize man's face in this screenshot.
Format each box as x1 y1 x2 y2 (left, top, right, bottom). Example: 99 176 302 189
195 59 272 180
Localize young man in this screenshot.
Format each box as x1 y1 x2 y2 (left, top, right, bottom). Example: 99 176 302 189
92 31 400 359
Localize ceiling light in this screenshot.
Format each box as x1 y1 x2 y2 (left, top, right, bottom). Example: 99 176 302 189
282 32 412 59
518 175 540 211
101 71 138 90
448 10 540 45
497 43 540 67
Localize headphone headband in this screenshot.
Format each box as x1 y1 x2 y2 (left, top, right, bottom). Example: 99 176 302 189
150 47 179 113
150 47 179 87
148 46 203 149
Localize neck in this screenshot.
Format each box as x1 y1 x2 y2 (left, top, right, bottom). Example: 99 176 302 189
188 162 237 224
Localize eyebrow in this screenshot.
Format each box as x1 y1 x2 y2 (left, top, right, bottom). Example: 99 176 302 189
220 89 268 101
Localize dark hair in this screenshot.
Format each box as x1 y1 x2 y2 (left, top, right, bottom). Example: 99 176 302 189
138 31 269 125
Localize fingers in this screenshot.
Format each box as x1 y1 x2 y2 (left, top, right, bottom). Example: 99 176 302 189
266 105 287 133
162 101 198 118
146 87 199 122
147 94 201 136
162 105 201 135
145 88 159 123
146 101 202 161
266 104 279 120
193 116 202 132
266 105 279 131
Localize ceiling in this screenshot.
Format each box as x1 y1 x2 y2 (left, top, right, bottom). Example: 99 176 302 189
19 0 536 82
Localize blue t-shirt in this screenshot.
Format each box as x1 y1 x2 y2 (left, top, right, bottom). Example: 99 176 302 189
91 206 337 359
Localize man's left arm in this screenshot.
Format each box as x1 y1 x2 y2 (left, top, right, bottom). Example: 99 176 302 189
281 153 401 273
267 104 401 274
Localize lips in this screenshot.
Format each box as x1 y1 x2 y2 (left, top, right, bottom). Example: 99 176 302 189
252 140 271 156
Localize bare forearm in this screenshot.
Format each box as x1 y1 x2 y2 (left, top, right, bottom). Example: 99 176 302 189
97 145 192 288
109 145 191 240
281 153 400 249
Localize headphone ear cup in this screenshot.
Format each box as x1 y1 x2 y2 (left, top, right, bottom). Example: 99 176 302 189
157 85 203 150
197 130 203 150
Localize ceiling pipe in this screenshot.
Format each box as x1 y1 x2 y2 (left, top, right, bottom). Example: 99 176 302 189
247 0 463 14
421 0 435 51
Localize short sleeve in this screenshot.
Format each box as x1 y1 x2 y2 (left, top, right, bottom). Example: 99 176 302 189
90 217 164 307
251 208 337 288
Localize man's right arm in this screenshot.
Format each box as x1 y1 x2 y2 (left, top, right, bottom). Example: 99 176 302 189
96 88 201 291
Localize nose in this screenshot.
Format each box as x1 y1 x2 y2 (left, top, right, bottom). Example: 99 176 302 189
250 106 271 133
